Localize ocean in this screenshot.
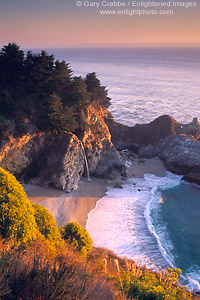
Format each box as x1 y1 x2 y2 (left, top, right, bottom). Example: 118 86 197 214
49 47 200 125
49 47 200 289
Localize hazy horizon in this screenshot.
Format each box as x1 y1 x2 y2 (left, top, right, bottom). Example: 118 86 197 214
0 0 199 49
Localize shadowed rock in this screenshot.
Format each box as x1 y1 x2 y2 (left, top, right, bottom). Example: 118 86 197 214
105 115 181 150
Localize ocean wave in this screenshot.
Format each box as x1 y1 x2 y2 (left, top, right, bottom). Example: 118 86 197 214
143 173 182 269
186 265 200 291
87 173 180 271
86 172 200 290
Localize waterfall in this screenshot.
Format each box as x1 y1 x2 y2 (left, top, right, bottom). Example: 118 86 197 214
79 141 91 181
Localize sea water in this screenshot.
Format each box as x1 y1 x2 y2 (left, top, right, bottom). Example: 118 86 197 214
47 47 200 289
86 173 200 290
49 47 200 125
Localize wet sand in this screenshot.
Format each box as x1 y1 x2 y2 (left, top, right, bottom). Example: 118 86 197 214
127 157 166 178
24 177 108 228
24 158 166 228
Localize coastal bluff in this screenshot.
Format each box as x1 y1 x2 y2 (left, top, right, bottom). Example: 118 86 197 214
1 104 200 190
0 103 125 191
106 114 200 184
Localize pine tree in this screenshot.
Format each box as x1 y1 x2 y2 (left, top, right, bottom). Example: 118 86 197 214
85 72 111 107
47 93 78 132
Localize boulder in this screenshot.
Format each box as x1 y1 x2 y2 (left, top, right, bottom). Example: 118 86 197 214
139 134 200 184
183 166 200 185
92 147 126 180
28 133 85 191
0 131 85 191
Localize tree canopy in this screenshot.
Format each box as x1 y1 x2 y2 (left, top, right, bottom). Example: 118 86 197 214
0 43 111 134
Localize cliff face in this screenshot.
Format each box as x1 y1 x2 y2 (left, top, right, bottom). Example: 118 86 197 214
1 106 200 190
106 114 200 185
105 115 181 150
0 129 85 191
0 103 125 191
82 104 125 179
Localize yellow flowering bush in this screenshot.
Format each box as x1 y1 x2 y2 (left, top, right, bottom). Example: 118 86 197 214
33 204 64 251
0 167 39 244
61 221 93 257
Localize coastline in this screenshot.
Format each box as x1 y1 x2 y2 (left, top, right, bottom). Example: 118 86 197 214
24 158 166 229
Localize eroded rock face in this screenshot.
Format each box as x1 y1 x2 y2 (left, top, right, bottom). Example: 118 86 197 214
81 104 125 179
0 103 126 191
105 115 181 150
0 131 85 191
0 129 45 176
27 133 85 191
139 134 200 183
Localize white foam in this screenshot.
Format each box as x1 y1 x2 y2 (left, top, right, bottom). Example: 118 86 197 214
86 172 182 271
186 266 200 292
144 172 182 268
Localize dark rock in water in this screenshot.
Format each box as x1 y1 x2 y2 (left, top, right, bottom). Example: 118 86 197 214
114 183 123 189
182 166 200 185
177 117 200 138
140 134 200 185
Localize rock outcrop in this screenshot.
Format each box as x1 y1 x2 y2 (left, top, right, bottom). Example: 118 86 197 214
82 104 126 180
1 104 200 189
105 114 200 185
0 130 85 191
0 103 126 191
105 115 181 150
139 134 200 184
106 115 200 149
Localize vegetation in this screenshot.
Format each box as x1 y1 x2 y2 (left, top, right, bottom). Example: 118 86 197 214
0 239 193 300
0 168 194 299
114 261 191 300
0 167 39 244
0 167 62 250
0 43 111 135
33 204 64 250
61 221 93 258
0 44 195 299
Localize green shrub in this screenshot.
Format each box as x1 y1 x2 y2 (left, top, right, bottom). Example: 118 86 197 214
33 204 61 242
0 167 39 244
61 222 93 257
118 268 191 300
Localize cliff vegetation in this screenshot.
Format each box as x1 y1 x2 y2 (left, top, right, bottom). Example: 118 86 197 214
0 43 122 190
0 169 194 300
0 43 110 137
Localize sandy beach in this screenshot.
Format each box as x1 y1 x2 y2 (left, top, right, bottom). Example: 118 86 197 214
24 177 108 228
24 158 166 229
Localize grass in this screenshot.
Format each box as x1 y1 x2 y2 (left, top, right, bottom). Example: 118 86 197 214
0 237 197 300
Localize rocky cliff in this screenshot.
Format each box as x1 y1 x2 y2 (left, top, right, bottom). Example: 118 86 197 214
106 114 200 185
1 105 200 189
0 103 125 191
105 114 200 149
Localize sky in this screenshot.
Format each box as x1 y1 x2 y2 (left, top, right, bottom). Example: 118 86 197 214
0 0 200 48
